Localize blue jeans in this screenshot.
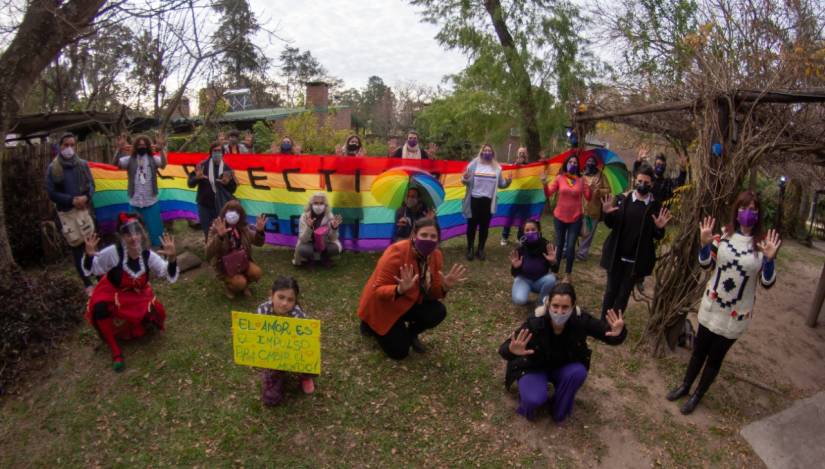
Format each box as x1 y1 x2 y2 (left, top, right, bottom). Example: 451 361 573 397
512 274 557 306
554 217 582 274
130 202 163 247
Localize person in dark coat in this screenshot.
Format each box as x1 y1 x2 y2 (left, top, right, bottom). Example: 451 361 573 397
45 132 96 294
187 142 237 240
499 282 626 422
633 152 687 205
598 162 672 320
391 131 429 159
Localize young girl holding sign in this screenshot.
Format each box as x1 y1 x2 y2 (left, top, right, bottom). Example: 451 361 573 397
256 276 316 406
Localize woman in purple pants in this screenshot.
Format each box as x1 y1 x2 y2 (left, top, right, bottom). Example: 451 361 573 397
498 283 626 422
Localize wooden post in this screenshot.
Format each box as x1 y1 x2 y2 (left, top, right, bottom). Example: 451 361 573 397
807 260 825 327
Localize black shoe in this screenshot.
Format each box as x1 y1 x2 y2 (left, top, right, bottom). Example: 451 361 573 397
476 249 486 261
410 334 427 353
680 393 702 415
359 321 375 337
466 248 474 261
666 384 690 401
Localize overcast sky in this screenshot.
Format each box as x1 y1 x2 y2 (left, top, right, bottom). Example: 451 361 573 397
248 0 469 90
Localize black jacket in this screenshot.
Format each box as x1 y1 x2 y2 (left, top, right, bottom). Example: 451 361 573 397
391 147 429 159
510 237 559 278
632 161 686 203
186 158 237 210
499 309 626 389
599 192 664 277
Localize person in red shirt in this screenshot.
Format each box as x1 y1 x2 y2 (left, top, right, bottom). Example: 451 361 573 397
543 152 591 282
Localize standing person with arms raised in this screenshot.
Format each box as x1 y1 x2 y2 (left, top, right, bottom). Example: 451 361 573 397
666 191 780 414
543 152 591 282
599 162 672 320
117 134 168 247
461 144 512 261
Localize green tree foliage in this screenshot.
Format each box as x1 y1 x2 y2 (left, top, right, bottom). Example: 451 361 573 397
282 112 349 154
411 0 593 160
610 0 699 87
212 0 269 88
279 46 326 106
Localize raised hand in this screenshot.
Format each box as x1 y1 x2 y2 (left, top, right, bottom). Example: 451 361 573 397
543 244 557 264
330 214 343 229
84 233 100 257
155 134 167 150
461 168 472 183
509 250 523 268
601 194 618 214
194 164 205 180
699 215 716 246
652 207 673 229
507 328 535 356
605 309 625 337
212 217 229 237
255 214 267 232
760 229 782 260
157 233 176 260
637 146 649 162
440 263 468 290
394 263 419 295
219 172 233 185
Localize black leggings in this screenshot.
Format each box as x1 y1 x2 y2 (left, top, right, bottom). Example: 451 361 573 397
374 300 447 360
467 196 492 251
71 245 93 287
601 260 639 320
680 324 736 396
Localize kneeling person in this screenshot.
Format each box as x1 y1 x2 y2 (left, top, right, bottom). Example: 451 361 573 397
499 283 626 422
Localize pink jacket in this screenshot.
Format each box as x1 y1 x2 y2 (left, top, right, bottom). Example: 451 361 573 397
544 174 592 223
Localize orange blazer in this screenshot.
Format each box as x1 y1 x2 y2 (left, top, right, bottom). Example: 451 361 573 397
357 240 446 336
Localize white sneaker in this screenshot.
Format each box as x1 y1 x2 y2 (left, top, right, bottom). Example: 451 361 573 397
500 238 509 246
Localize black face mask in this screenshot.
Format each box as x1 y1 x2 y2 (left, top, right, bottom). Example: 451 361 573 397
347 143 360 153
635 182 652 195
136 147 149 156
585 162 597 175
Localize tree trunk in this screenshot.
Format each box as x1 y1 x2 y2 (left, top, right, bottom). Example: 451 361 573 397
0 0 108 278
483 0 542 161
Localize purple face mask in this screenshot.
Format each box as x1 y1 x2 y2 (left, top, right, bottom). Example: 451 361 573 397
414 238 438 257
524 231 539 243
737 208 758 228
567 162 578 173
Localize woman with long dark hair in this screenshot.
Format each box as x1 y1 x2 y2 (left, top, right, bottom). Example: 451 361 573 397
543 152 591 282
666 191 781 414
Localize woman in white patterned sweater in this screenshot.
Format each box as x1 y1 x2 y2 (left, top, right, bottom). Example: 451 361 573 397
666 191 781 415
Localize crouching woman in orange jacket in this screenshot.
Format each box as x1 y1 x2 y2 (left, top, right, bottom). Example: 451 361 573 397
357 218 468 359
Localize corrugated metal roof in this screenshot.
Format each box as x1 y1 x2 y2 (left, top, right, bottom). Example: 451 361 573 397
217 105 351 123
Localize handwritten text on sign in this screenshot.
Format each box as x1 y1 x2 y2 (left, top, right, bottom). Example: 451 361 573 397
231 311 321 375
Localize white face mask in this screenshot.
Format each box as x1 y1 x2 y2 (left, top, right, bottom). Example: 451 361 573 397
311 203 325 215
548 308 573 326
224 210 240 225
60 147 75 159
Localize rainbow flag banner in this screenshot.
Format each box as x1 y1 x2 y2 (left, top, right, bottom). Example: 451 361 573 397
90 151 626 251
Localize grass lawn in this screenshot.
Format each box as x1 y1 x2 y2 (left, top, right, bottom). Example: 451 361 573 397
0 215 811 468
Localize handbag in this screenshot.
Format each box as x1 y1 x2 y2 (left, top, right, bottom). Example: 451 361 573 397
221 248 249 277
313 225 329 252
57 208 95 247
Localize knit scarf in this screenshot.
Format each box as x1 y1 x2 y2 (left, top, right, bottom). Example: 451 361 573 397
401 144 422 159
50 155 91 194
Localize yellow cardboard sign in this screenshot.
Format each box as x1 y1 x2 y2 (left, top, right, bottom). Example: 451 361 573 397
231 311 321 375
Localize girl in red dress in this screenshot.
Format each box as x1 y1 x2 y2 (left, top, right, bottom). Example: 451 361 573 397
82 213 178 371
